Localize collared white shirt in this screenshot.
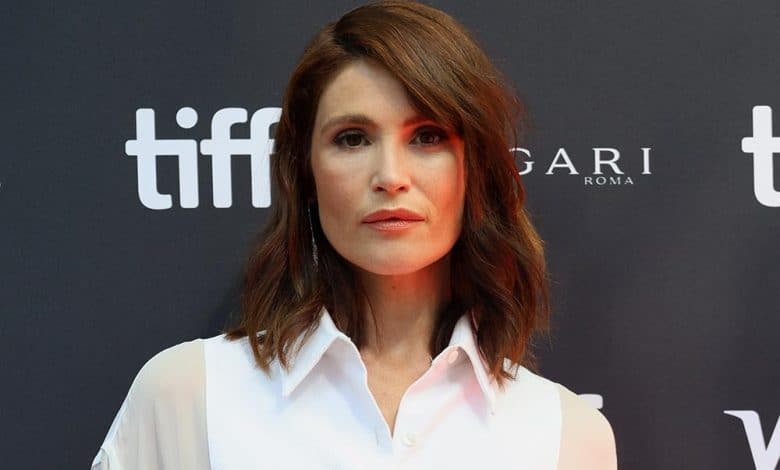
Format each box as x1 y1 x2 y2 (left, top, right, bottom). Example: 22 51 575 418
92 308 568 469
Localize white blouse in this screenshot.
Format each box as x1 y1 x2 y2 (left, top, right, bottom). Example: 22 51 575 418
91 309 616 469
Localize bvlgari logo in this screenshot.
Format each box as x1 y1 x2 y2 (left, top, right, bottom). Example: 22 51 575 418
724 410 780 470
511 147 652 187
741 106 780 207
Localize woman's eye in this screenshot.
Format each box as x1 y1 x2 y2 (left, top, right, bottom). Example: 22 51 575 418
334 130 368 148
333 127 447 149
413 127 447 146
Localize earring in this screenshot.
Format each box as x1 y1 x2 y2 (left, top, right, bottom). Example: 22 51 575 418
307 204 319 267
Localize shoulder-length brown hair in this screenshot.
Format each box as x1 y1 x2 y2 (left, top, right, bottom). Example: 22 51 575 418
224 0 550 387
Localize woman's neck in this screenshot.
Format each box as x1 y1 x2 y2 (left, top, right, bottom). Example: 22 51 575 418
357 254 451 365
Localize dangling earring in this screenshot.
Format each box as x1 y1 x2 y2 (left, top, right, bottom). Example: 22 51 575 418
307 203 319 267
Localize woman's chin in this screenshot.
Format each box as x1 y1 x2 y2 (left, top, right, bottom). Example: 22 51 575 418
349 253 449 278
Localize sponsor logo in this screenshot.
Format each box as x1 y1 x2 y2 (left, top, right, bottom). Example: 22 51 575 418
580 393 604 410
724 410 780 470
511 147 652 187
741 106 780 207
126 107 282 210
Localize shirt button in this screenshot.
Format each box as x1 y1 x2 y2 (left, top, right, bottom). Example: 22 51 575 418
446 349 459 364
401 432 417 447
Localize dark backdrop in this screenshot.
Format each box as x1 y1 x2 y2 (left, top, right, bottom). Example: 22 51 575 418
3 1 779 469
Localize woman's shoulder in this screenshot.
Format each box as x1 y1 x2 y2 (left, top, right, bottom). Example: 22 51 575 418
500 364 616 469
131 337 208 402
92 337 218 470
554 381 617 470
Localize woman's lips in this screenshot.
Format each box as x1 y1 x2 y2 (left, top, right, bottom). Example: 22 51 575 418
364 218 423 232
361 208 425 223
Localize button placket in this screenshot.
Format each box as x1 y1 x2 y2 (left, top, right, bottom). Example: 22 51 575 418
392 391 424 454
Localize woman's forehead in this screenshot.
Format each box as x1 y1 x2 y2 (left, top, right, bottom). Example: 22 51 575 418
314 61 416 127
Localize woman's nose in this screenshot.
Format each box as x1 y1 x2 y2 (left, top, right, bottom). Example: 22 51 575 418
370 139 411 194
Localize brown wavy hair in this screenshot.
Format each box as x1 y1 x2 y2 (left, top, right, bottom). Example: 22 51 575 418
223 0 550 387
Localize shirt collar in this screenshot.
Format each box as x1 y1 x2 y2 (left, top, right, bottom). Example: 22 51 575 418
278 307 352 398
278 307 497 413
447 312 498 413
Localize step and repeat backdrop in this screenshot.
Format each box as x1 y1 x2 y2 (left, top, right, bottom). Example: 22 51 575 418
3 1 779 468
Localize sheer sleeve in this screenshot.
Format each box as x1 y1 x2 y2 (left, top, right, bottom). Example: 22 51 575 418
556 383 617 470
90 338 211 470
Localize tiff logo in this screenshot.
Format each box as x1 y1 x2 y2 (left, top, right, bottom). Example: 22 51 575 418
126 107 282 210
741 106 780 207
724 410 780 470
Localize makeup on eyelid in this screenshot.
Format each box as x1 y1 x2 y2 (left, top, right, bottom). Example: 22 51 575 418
331 127 450 149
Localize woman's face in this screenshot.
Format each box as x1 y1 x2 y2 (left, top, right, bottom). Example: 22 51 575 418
310 60 466 277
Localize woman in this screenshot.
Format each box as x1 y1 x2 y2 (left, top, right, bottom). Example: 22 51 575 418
92 2 617 469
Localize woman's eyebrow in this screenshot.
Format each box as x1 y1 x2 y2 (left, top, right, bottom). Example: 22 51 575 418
319 113 435 136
